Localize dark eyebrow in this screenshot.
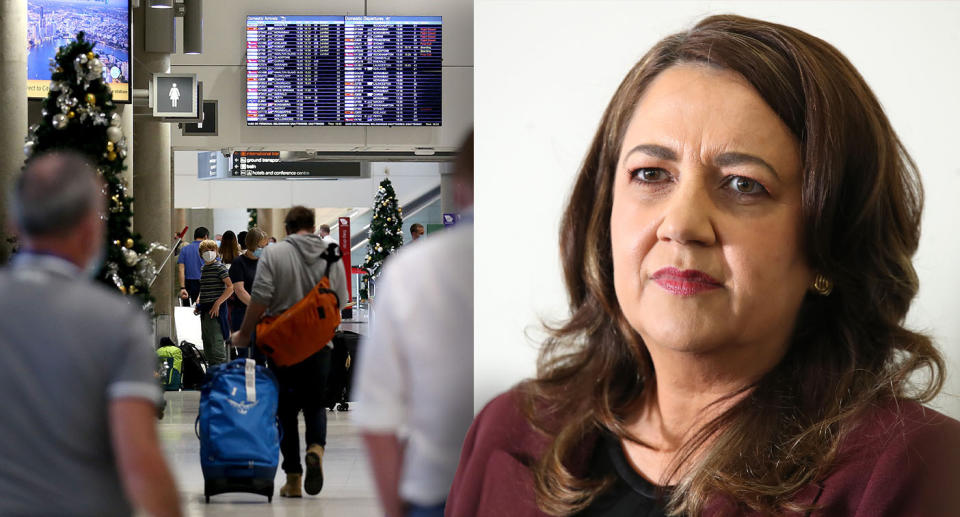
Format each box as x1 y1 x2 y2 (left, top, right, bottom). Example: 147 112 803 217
714 152 781 181
622 144 678 163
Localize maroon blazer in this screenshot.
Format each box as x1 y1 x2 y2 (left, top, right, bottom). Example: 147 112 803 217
447 389 960 517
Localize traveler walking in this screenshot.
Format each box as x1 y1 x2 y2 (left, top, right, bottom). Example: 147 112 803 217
231 206 348 498
0 151 182 517
196 239 233 366
355 130 474 517
178 226 209 305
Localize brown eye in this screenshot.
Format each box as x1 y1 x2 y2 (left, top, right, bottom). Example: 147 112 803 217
633 168 669 182
728 176 766 195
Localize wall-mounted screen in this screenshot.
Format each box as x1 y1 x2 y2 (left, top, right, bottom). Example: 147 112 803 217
27 0 131 103
246 15 442 126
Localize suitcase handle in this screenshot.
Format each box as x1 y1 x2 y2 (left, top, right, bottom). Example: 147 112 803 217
195 414 201 439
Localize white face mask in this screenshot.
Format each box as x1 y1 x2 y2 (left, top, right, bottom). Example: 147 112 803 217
202 251 218 262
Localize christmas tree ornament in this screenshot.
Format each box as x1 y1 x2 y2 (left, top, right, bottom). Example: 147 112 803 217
125 238 134 248
52 114 67 129
67 111 75 119
86 52 95 60
86 93 96 105
24 141 35 158
107 151 117 161
121 246 138 266
106 141 115 152
106 126 122 143
110 113 122 127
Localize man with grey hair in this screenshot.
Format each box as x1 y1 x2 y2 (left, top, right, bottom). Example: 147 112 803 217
0 151 182 517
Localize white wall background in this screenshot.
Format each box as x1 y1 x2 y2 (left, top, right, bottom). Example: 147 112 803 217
474 0 960 418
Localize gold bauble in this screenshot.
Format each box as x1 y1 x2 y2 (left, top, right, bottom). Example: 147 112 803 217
125 238 134 248
128 286 138 295
67 111 75 119
86 93 96 105
119 285 127 294
114 240 121 246
86 52 95 60
106 141 114 152
107 151 117 161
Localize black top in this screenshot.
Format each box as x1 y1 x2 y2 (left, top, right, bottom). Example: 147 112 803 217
577 433 673 517
228 254 259 307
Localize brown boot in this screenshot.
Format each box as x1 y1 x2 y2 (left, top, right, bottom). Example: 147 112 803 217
279 473 302 498
304 444 325 495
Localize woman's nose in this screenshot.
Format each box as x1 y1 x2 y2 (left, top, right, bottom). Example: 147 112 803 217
654 175 718 247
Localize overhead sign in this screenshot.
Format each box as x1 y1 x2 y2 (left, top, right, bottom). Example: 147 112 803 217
231 151 363 178
152 73 198 118
182 100 218 136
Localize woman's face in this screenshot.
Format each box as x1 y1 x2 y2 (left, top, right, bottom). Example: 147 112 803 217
610 64 813 362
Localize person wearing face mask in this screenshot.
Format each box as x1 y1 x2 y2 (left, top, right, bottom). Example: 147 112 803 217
0 151 182 517
195 240 233 366
228 227 268 336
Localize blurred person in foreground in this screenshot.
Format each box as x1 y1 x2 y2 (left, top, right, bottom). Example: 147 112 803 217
446 15 960 517
0 151 181 517
231 206 348 498
355 130 474 517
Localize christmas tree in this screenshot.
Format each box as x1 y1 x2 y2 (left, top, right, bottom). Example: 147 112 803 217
24 32 163 310
360 178 404 299
248 208 258 229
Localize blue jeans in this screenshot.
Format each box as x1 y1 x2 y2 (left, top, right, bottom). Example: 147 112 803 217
407 502 445 517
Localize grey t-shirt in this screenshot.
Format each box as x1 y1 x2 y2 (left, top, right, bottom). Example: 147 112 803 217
0 253 162 517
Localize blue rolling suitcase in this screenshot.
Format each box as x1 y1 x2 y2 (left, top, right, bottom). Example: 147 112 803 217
196 358 280 503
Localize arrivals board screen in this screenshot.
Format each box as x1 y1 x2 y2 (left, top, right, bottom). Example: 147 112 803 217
246 15 442 126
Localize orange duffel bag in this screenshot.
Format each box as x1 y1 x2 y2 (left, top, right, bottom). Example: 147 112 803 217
256 245 342 367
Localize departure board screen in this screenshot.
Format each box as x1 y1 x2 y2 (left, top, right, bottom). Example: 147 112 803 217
246 15 442 126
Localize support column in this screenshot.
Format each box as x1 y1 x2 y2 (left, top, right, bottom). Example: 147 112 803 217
439 162 456 216
0 0 28 264
132 3 174 336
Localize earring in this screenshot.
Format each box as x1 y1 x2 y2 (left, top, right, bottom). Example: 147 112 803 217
811 273 833 296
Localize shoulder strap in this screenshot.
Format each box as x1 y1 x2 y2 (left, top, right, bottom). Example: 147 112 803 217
320 243 342 278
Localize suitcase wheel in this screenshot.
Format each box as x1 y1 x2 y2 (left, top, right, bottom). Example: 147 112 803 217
337 402 349 411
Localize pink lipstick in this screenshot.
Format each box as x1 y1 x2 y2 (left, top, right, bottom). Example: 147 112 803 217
651 267 722 296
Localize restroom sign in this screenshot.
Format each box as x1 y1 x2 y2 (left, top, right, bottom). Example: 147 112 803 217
152 73 199 118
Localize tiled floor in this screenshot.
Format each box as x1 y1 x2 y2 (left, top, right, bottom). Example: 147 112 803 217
158 391 381 516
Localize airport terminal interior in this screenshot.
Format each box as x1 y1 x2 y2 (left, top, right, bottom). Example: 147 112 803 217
3 0 472 514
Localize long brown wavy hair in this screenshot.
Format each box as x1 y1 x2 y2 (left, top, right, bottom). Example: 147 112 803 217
525 14 944 516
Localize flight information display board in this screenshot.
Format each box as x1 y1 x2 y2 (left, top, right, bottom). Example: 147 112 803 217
246 15 441 126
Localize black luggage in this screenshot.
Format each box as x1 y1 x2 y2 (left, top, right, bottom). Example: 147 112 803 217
325 330 360 411
179 340 207 390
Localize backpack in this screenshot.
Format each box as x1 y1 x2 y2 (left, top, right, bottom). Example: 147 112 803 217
179 340 207 390
156 345 183 391
197 358 280 502
256 244 342 367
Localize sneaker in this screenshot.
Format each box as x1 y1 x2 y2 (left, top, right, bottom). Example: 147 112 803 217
304 444 325 495
279 473 302 498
